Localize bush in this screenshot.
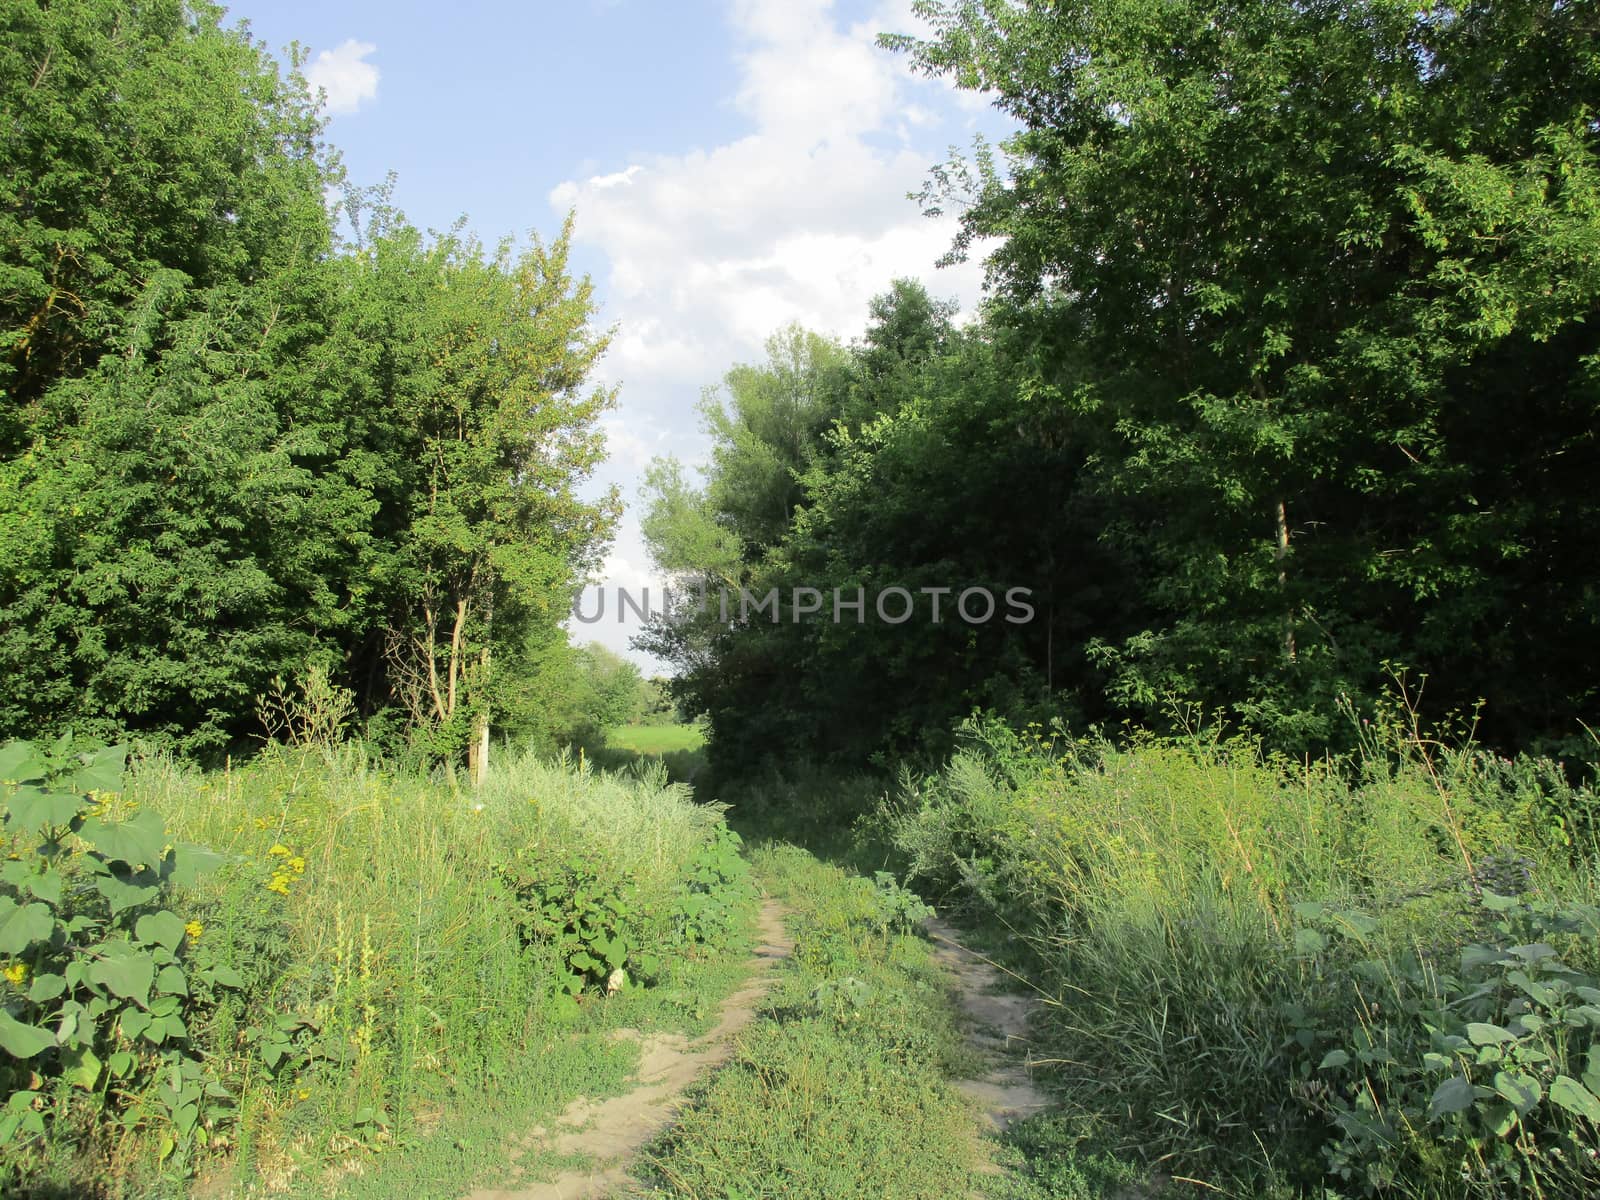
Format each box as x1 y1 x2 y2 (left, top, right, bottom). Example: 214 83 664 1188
1 740 236 1173
883 715 1600 1196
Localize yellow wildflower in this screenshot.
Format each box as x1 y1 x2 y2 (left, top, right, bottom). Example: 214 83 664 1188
3 962 26 987
185 920 204 942
289 856 305 874
267 844 290 857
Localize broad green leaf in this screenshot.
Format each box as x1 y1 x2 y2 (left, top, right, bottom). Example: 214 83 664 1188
1427 1076 1478 1120
1492 1070 1541 1116
1294 928 1327 954
72 745 127 796
135 911 186 953
165 843 226 887
1467 1022 1516 1046
0 897 55 954
26 973 66 1003
1318 1049 1350 1070
3 785 82 832
1549 1075 1600 1123
0 741 47 784
0 1010 57 1058
88 952 155 1007
79 808 167 867
155 965 188 997
25 869 62 906
93 873 159 915
61 1044 102 1090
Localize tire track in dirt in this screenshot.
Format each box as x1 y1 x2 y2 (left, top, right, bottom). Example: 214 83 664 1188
465 897 792 1200
925 916 1051 1135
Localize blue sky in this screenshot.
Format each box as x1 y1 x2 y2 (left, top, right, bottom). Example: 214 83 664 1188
231 0 1014 668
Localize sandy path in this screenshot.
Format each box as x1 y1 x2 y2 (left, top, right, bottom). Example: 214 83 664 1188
925 916 1052 1134
465 898 793 1200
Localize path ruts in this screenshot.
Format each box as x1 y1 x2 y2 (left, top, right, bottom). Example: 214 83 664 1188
465 898 793 1200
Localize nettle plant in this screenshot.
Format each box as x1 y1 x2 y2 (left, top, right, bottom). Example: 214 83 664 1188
1294 893 1600 1196
0 738 236 1157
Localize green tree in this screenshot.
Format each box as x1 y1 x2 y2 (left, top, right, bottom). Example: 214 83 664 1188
887 0 1600 751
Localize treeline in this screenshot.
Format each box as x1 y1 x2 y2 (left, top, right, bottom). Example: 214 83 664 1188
641 0 1600 769
1 0 617 760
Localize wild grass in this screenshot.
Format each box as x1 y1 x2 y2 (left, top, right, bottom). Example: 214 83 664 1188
604 724 706 756
7 744 755 1198
636 843 988 1199
882 715 1600 1198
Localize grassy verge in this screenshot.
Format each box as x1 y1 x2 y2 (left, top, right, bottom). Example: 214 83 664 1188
2 743 756 1199
881 717 1600 1199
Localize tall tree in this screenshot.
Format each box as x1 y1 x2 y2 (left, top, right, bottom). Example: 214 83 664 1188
886 0 1600 752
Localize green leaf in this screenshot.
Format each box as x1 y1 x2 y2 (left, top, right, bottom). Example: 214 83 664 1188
1549 1075 1600 1123
25 868 62 906
0 741 47 784
72 745 127 796
1294 928 1327 954
135 911 186 953
61 1044 102 1090
165 843 226 888
206 965 245 990
1318 1049 1350 1070
0 1009 57 1058
109 1051 135 1077
79 809 166 867
27 973 66 1003
1492 1070 1542 1116
93 873 159 915
1427 1076 1479 1120
0 897 55 954
3 785 82 832
1466 1022 1516 1046
155 965 188 997
89 952 155 1007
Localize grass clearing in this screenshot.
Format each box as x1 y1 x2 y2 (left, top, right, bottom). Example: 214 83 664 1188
604 725 706 756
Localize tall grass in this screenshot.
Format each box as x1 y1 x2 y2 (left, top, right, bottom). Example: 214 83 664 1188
883 718 1600 1197
66 745 749 1195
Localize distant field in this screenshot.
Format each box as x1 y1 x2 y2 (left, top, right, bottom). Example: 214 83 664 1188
607 723 707 755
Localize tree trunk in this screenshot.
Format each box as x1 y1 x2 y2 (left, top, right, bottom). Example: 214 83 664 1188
1275 497 1296 663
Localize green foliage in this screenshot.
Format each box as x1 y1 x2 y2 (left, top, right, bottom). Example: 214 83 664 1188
0 739 233 1175
881 718 1600 1195
2 743 755 1194
1298 892 1600 1196
638 844 986 1198
0 6 617 761
495 851 653 999
674 826 756 948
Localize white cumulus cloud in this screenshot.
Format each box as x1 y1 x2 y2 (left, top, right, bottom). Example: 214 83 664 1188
305 39 380 116
560 0 1012 668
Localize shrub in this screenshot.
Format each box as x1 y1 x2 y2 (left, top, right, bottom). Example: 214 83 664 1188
1 739 235 1173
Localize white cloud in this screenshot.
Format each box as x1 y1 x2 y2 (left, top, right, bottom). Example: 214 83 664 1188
589 165 643 189
559 0 1013 668
305 40 380 116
